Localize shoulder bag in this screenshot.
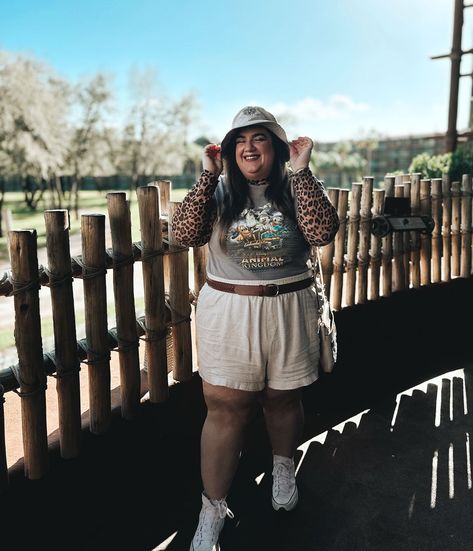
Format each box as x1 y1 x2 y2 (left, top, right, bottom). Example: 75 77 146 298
310 246 337 373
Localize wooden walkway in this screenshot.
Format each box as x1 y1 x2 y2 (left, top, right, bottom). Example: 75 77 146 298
1 277 472 551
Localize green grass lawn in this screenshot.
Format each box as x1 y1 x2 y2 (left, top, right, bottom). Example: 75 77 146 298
0 188 189 263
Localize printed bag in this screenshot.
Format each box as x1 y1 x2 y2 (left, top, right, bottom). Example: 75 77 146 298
311 247 337 373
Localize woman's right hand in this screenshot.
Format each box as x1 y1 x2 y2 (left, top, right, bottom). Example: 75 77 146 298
202 144 222 176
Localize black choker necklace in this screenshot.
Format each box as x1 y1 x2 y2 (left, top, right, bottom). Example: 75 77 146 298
247 178 270 186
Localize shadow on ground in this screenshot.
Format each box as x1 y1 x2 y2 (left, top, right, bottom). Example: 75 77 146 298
2 277 472 551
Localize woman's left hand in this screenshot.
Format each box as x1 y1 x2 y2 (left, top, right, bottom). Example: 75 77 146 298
289 137 314 172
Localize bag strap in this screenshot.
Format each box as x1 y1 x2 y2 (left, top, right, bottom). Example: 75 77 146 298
310 246 335 332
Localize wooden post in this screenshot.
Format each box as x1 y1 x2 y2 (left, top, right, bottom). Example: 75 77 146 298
431 179 443 283
81 214 111 434
137 186 168 403
461 174 472 277
451 181 461 276
392 183 406 292
0 385 8 492
44 210 81 459
442 176 452 282
332 189 348 310
107 193 141 418
420 180 432 285
410 174 421 288
345 183 362 307
356 178 373 304
156 180 172 290
9 229 48 479
193 245 208 297
369 189 384 301
382 176 395 297
445 0 463 153
157 180 172 217
168 202 193 382
321 188 339 300
403 181 411 289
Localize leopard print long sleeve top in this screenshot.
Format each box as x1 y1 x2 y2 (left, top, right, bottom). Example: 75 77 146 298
291 167 339 246
171 167 339 247
171 169 219 247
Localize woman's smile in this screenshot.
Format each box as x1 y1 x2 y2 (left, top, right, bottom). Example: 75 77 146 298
235 126 275 180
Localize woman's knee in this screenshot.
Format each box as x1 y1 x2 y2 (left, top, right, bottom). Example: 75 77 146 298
203 381 258 425
261 387 302 413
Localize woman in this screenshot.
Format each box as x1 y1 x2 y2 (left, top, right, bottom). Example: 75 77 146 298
172 106 339 551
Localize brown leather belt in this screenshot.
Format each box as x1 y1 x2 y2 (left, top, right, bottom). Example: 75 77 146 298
205 276 314 297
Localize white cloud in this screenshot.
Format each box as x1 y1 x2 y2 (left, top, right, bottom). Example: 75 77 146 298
268 95 370 123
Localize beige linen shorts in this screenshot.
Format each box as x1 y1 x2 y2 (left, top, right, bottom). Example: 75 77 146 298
195 271 320 392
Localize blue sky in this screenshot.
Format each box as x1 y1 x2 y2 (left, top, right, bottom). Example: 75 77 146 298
2 0 473 143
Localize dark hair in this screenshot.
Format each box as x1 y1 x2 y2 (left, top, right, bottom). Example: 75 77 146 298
218 128 295 246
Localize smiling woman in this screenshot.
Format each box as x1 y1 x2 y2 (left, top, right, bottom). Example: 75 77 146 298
171 105 339 550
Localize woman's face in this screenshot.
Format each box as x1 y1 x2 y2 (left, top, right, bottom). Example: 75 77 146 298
234 126 275 180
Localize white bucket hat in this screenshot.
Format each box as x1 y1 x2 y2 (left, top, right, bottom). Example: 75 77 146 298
220 106 289 160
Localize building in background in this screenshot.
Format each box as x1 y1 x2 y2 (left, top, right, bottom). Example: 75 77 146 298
316 132 448 188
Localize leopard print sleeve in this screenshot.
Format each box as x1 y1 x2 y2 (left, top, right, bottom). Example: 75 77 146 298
291 167 339 246
171 170 219 247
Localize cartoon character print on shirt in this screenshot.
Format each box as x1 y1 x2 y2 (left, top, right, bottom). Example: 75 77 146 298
226 203 302 271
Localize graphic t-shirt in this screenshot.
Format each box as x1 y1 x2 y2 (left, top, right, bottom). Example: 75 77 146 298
207 179 310 281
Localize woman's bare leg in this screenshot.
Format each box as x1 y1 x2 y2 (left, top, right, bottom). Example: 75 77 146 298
261 387 304 457
200 380 259 499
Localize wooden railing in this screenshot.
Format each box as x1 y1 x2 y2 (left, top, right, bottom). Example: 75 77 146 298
0 172 472 492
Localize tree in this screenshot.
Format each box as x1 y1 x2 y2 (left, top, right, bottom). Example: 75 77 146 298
408 152 451 179
0 50 70 210
64 72 114 217
449 142 473 182
120 67 198 193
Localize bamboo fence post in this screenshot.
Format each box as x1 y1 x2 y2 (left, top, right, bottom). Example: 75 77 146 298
369 189 384 301
403 181 411 289
137 186 168 403
168 202 193 382
9 229 48 479
451 181 461 276
461 174 472 277
410 174 421 288
321 188 339 300
157 180 172 216
107 193 141 418
81 214 111 434
44 210 81 459
0 385 8 492
442 176 452 282
431 179 443 283
332 189 348 310
356 178 373 304
193 245 208 297
420 180 432 285
382 176 395 297
345 183 362 307
155 180 172 290
392 183 406 292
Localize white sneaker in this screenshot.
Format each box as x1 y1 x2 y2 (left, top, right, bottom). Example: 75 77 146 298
271 455 299 511
190 493 234 551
